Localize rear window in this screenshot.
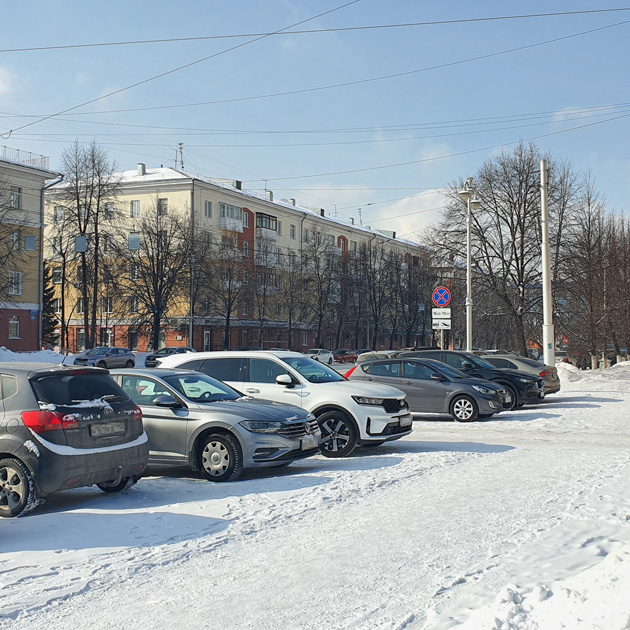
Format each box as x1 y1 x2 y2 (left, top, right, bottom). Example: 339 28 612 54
31 373 130 406
517 357 545 368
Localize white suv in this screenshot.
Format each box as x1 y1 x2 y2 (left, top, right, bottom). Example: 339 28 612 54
157 351 412 457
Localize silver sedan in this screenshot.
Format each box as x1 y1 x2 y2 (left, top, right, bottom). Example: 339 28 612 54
110 368 321 482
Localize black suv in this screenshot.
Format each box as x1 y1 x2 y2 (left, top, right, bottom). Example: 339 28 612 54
0 363 148 517
401 350 544 409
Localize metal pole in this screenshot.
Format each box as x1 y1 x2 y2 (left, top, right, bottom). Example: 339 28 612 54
466 196 473 352
540 159 555 366
189 254 195 347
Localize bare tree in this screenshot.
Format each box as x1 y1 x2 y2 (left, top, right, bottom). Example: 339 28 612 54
0 171 27 301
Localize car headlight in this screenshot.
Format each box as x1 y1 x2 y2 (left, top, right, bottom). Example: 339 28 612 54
518 378 535 384
472 385 494 395
240 420 284 433
352 396 384 406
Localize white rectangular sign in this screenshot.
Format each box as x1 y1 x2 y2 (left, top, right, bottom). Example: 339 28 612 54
432 308 451 318
432 319 452 330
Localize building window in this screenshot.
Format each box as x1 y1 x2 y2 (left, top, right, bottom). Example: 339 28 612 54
244 212 249 228
340 238 346 251
277 221 282 236
103 202 115 220
9 271 22 295
303 228 309 243
204 231 212 247
129 263 139 280
256 212 277 231
290 224 296 239
301 331 308 346
52 267 62 284
52 298 61 313
129 296 139 314
242 241 249 257
25 235 36 251
9 187 21 209
11 230 21 251
53 205 65 223
77 298 86 315
204 201 212 218
8 316 20 339
241 301 249 317
157 198 168 216
130 200 140 218
220 202 243 221
103 297 113 314
276 248 282 263
351 240 357 252
101 235 111 252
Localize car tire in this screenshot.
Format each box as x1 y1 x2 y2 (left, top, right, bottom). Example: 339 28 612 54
339 357 345 364
503 384 518 410
97 476 137 493
125 360 135 368
327 358 333 365
318 411 357 458
199 433 243 482
97 361 107 368
450 395 478 422
0 458 39 518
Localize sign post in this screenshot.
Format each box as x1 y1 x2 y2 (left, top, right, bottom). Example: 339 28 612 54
432 287 452 349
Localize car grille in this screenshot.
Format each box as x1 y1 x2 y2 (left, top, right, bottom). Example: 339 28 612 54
278 419 320 438
497 388 507 395
383 398 408 414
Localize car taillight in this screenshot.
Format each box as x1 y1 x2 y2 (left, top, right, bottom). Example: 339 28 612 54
345 366 357 378
21 410 78 434
133 405 142 421
540 371 549 377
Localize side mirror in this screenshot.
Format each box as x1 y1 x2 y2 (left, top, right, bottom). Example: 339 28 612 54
461 362 474 371
276 374 294 388
152 395 183 408
430 373 445 381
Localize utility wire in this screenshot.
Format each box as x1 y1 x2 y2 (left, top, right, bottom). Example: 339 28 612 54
0 1 360 140
244 111 630 181
1 8 629 53
24 20 627 117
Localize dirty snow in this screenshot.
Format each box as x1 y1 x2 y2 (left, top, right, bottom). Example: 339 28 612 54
1 362 630 629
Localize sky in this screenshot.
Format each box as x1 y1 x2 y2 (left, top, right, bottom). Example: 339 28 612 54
1 1 629 241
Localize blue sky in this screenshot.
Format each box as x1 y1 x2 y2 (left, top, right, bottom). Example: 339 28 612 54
1 1 628 239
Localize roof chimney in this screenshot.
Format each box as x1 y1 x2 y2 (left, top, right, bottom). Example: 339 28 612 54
233 180 242 190
350 217 354 225
392 231 396 239
266 190 274 202
289 198 296 206
137 163 146 176
320 209 325 217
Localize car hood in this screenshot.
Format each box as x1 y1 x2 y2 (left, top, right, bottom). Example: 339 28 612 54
319 380 405 398
191 396 311 422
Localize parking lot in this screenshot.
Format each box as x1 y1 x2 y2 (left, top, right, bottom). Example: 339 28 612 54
2 363 630 629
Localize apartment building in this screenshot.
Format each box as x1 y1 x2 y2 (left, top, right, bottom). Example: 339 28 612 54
0 148 60 351
45 164 428 352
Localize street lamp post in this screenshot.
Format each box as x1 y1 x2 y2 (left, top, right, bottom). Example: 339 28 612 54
458 178 481 352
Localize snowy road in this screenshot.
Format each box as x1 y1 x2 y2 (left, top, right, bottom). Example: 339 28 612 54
2 364 630 629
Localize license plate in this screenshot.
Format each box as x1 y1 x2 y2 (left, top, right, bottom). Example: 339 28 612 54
301 435 319 451
399 414 412 427
504 395 512 403
91 421 125 437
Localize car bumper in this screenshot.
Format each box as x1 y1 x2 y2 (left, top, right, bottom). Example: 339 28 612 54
22 433 149 496
144 360 158 367
239 430 322 467
521 386 545 404
363 412 413 442
477 396 505 415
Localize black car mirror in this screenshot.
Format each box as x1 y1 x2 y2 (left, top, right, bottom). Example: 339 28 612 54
152 395 183 408
276 374 294 388
430 373 445 381
461 362 474 370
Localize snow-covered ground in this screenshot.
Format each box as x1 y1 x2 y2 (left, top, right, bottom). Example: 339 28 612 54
1 362 630 629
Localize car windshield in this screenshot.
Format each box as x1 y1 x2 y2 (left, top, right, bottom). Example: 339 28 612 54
84 348 108 356
430 362 468 380
162 373 241 403
155 348 175 355
280 356 345 383
466 354 496 369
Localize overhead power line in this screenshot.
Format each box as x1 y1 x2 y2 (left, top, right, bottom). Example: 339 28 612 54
18 20 627 118
0 0 360 140
1 8 629 53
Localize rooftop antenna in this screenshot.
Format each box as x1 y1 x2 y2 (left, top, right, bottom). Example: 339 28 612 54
358 208 363 225
178 142 185 170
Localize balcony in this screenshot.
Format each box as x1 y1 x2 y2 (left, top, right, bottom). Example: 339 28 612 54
256 226 277 241
219 216 243 232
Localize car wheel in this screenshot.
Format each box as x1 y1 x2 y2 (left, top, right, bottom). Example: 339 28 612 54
97 361 107 368
0 458 39 518
199 433 243 482
327 357 333 365
450 395 478 422
318 411 357 458
503 384 518 410
125 360 135 368
97 476 137 493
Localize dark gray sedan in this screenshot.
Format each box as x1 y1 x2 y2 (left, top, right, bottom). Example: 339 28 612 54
346 357 509 422
74 347 135 368
110 369 321 482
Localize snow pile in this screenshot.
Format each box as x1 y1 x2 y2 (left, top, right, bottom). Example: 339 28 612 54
557 361 630 392
0 346 68 364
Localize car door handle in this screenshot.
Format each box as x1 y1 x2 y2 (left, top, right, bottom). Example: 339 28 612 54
245 388 260 393
403 381 413 385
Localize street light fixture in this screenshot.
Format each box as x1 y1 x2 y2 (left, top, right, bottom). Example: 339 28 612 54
458 177 481 352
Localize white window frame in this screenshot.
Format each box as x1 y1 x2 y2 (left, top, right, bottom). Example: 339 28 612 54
10 187 21 209
204 200 212 218
157 198 168 216
244 212 249 228
130 200 140 218
9 271 22 295
53 205 65 223
103 296 113 314
8 316 20 339
290 224 296 239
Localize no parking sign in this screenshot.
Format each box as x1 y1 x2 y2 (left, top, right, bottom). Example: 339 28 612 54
432 287 451 307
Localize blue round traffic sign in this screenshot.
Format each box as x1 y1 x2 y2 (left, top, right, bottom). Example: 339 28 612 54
432 286 451 307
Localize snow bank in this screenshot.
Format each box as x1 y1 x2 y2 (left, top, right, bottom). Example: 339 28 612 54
0 347 68 364
557 361 630 392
